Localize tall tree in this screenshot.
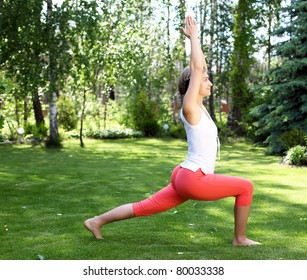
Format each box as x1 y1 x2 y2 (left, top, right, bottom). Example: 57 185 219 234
194 0 233 122
250 0 307 154
228 0 256 135
0 0 45 127
69 0 103 147
45 0 73 147
253 0 282 72
264 0 282 71
215 1 234 120
46 0 59 147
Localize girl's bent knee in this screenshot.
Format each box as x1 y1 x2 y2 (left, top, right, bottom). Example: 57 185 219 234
246 179 254 194
235 179 254 206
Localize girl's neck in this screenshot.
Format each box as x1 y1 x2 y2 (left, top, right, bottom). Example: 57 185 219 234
197 95 205 106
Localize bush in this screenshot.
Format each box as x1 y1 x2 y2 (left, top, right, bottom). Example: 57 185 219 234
0 115 5 142
85 129 143 139
130 91 160 137
64 131 80 139
24 123 48 141
169 123 186 139
0 133 5 142
279 129 306 151
284 145 307 166
0 115 4 130
57 94 78 131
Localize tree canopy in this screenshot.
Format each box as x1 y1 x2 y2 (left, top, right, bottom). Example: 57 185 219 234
0 0 306 153
250 0 307 154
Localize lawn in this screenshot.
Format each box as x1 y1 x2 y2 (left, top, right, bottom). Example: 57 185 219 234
0 138 306 260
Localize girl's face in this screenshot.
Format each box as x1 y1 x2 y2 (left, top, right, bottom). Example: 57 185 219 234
199 73 212 97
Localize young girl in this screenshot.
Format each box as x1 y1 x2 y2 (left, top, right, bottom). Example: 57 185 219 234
84 16 260 246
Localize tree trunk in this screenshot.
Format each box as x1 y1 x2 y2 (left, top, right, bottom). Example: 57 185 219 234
79 85 86 147
23 98 28 124
14 93 20 126
46 0 60 147
48 92 59 145
166 0 177 124
32 91 45 126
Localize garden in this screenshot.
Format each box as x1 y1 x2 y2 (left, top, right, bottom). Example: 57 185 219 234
0 0 306 261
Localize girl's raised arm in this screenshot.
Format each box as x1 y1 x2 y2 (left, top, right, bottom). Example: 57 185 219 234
180 16 204 125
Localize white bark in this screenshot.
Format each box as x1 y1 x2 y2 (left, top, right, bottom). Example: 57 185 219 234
49 92 59 143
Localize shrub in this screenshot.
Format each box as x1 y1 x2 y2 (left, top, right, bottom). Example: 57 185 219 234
279 129 306 151
24 123 48 141
85 129 143 139
0 133 5 142
0 115 5 142
130 91 160 137
284 145 307 166
64 131 80 139
169 123 186 139
57 94 78 131
0 115 4 130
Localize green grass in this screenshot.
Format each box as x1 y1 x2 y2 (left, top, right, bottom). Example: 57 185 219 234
0 138 306 260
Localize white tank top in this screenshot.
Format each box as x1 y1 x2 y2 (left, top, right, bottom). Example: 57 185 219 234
180 107 219 175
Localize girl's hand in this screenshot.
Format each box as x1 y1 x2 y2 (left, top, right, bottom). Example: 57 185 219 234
180 16 198 39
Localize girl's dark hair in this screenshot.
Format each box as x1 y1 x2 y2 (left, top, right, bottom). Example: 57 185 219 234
178 67 191 96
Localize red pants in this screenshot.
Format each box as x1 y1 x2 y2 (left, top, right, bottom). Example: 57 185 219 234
133 165 253 217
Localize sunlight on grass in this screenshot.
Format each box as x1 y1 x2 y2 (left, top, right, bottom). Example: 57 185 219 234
0 138 306 260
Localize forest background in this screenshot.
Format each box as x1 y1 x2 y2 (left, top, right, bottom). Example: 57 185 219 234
0 0 306 161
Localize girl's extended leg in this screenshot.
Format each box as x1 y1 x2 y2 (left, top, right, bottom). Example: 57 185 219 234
84 204 135 239
84 166 187 239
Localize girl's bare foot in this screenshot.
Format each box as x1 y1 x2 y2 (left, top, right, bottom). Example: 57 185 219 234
84 218 103 239
232 237 261 246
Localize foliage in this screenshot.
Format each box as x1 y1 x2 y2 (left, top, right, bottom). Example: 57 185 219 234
57 94 78 131
0 115 4 130
1 0 305 149
252 0 282 70
113 1 180 136
0 0 74 146
45 0 75 147
0 115 4 141
284 145 307 166
0 0 46 94
228 0 257 135
24 123 48 141
0 0 46 130
279 129 306 151
196 0 234 121
216 118 236 143
85 128 143 139
169 123 186 139
250 0 307 155
128 91 160 137
0 70 23 129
